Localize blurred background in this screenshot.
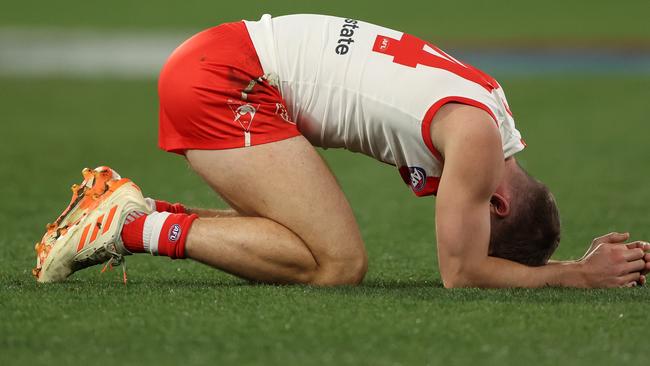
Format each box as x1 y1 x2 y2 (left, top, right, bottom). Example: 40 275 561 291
3 1 650 77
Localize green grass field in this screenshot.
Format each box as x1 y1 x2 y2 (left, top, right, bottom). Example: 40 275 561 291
3 0 650 42
2 1 650 365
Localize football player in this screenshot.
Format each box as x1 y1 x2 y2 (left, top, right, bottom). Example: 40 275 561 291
34 14 650 288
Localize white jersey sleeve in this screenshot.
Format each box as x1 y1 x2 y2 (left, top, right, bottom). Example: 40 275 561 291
245 14 525 196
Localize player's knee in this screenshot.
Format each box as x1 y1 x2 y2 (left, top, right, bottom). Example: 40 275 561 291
312 249 368 286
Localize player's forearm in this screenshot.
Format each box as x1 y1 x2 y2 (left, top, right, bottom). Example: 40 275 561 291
443 256 585 288
546 259 578 265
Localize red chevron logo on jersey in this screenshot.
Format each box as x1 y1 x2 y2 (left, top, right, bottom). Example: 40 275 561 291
227 100 260 131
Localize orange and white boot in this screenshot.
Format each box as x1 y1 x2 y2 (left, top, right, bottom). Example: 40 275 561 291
33 166 151 283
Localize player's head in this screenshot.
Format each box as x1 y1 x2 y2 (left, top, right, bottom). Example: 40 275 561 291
488 160 561 266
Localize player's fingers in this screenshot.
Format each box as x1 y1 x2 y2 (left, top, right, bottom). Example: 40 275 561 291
597 232 629 244
619 272 641 287
639 275 647 286
625 241 650 251
621 248 645 261
624 259 646 273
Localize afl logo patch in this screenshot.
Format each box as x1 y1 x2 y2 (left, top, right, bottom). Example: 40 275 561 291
168 224 181 242
409 167 427 192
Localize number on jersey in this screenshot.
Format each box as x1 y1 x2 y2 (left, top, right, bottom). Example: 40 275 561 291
372 33 498 92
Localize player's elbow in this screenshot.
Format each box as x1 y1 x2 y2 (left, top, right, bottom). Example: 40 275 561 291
440 261 481 289
442 272 467 288
442 274 473 289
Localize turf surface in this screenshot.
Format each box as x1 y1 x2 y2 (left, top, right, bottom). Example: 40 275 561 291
1 76 649 365
2 2 650 365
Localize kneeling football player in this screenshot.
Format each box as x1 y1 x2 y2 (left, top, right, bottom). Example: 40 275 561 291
33 14 650 288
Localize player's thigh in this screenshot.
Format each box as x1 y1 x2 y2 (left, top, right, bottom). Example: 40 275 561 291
185 136 366 266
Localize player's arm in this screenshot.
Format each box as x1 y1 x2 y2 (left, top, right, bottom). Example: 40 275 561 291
432 105 647 288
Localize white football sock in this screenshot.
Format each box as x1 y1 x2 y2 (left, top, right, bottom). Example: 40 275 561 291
142 211 171 255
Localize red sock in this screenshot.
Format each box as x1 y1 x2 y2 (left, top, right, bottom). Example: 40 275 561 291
152 199 186 214
155 213 197 259
121 212 147 253
121 211 197 259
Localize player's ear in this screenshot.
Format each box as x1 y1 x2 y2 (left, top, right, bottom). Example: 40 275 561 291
490 192 511 217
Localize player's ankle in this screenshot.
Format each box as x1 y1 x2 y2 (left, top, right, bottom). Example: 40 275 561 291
154 213 197 259
120 212 147 253
121 211 197 259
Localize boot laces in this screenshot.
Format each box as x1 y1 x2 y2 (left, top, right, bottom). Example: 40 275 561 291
99 243 128 285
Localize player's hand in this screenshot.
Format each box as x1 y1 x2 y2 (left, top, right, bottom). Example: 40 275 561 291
643 249 650 277
582 232 630 259
579 241 648 288
625 241 650 286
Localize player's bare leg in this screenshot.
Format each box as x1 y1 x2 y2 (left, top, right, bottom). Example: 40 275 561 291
184 135 367 285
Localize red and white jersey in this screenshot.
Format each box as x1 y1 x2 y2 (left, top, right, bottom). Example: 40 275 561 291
244 14 525 196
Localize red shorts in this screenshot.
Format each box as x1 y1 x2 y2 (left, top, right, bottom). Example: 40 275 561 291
158 21 300 154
